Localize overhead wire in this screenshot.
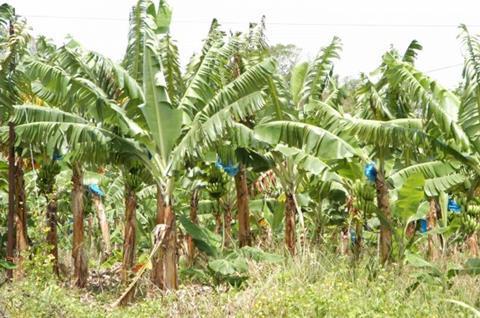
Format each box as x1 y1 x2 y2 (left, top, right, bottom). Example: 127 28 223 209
22 14 470 74
425 63 463 73
22 15 480 28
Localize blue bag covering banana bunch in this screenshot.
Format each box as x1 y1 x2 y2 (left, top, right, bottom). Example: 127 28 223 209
88 184 105 197
364 163 377 183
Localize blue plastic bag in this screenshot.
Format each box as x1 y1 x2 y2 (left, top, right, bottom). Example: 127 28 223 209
364 163 377 182
448 198 461 213
88 184 105 197
215 158 239 177
420 219 428 233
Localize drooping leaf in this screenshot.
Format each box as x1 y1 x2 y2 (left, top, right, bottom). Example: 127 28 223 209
388 161 458 189
255 121 359 160
179 215 220 256
424 174 466 197
394 173 424 221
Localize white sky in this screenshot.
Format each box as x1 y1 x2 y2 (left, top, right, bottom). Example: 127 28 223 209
8 0 480 87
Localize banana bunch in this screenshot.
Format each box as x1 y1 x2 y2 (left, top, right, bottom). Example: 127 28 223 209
206 165 228 199
124 167 144 192
461 213 480 235
38 161 61 195
467 204 480 217
351 180 376 219
453 197 480 235
353 180 375 202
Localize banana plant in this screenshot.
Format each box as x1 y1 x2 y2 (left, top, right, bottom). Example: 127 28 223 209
251 37 363 255
109 0 277 290
0 4 34 279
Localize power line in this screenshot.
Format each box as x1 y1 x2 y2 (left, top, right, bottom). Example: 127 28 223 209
23 15 480 28
22 14 469 76
425 63 463 73
26 15 125 22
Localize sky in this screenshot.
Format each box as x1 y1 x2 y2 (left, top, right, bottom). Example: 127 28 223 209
8 0 480 87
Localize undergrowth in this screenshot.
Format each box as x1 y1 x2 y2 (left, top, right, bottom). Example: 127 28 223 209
1 250 479 317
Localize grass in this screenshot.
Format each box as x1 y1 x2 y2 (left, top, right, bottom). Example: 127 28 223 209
1 250 480 317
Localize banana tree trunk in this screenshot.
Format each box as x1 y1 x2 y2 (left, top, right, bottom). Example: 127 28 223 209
122 185 136 275
87 214 94 254
406 221 416 239
46 194 59 276
353 221 363 260
223 201 232 248
6 122 15 281
6 17 17 281
187 189 199 266
350 196 363 260
121 183 137 304
164 202 178 290
347 196 361 259
72 163 88 287
285 191 296 255
235 164 251 247
427 197 439 260
214 211 223 235
151 185 165 288
375 168 392 265
14 157 28 278
467 233 479 257
92 194 111 260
